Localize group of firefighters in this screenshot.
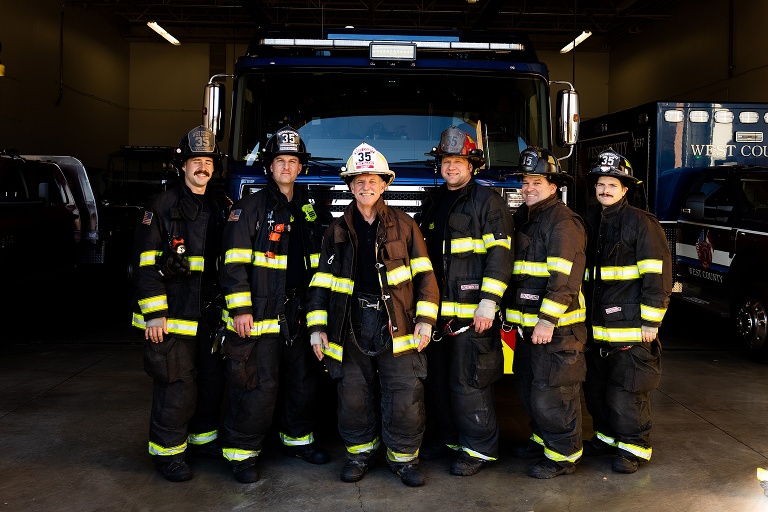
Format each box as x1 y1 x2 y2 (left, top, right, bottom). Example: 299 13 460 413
132 123 672 486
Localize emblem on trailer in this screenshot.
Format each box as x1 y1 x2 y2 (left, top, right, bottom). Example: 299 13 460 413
695 229 713 269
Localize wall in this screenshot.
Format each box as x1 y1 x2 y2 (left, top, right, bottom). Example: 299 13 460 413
0 0 129 169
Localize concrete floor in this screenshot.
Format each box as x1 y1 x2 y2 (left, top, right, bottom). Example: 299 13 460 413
2 274 768 512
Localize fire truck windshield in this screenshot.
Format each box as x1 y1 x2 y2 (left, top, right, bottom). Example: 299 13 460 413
232 69 549 172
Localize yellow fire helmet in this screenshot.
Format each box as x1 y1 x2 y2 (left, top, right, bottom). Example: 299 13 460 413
340 142 395 185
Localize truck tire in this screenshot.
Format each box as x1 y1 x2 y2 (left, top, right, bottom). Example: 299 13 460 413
735 285 768 364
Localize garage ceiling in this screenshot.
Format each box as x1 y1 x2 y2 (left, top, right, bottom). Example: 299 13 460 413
85 0 680 52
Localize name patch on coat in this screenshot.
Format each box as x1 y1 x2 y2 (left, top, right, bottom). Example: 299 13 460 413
520 293 539 300
142 211 153 225
605 306 622 314
461 284 480 291
227 209 241 222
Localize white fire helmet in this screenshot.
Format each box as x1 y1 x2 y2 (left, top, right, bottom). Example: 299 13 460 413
340 142 395 185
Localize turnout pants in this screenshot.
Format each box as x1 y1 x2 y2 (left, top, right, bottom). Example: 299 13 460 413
221 294 322 463
424 319 504 461
145 318 226 462
514 331 586 466
583 340 662 462
330 293 427 466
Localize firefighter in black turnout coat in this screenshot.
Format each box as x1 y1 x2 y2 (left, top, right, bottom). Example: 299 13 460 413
218 126 330 483
132 126 228 482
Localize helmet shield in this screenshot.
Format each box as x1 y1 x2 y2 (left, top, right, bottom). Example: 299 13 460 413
260 125 310 167
428 126 484 165
175 125 222 163
515 146 572 184
589 149 641 185
340 142 395 185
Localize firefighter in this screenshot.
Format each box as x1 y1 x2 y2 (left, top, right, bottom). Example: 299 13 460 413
582 149 672 474
218 126 331 483
418 126 513 476
506 146 588 479
306 142 439 487
132 125 228 482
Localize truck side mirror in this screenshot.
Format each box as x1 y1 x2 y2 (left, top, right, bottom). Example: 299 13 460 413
556 88 579 147
203 82 225 142
682 192 705 220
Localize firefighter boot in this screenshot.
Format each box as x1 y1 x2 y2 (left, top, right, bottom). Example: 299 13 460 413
231 457 260 483
390 463 426 487
341 459 373 483
527 458 576 479
155 455 193 482
283 444 330 464
612 455 640 474
511 439 545 459
450 452 492 476
583 437 618 457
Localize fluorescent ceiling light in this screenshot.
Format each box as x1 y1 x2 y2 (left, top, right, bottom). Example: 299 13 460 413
147 22 180 45
560 30 592 53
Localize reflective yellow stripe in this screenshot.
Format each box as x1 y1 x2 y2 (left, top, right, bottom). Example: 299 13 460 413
310 253 320 268
545 446 582 463
637 258 663 275
387 447 417 463
641 304 666 323
481 277 507 298
584 268 591 281
167 319 198 336
601 265 640 280
222 309 279 337
450 237 486 254
505 309 538 327
279 432 314 446
410 257 433 276
546 256 573 275
224 248 252 264
310 272 354 295
148 440 186 456
139 250 162 266
225 291 252 309
483 232 511 250
139 295 167 314
253 251 288 269
592 326 642 343
416 301 439 321
322 342 343 362
347 437 381 455
531 433 545 446
306 310 328 328
513 260 549 277
392 334 418 354
617 442 652 461
440 302 476 319
187 256 204 272
188 430 218 445
462 448 496 461
222 447 260 462
540 298 568 318
596 431 617 447
387 265 412 286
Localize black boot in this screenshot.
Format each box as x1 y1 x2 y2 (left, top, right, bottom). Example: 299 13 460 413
232 458 260 483
283 444 330 464
390 463 426 487
341 460 372 482
612 455 640 474
527 459 575 479
450 452 492 476
155 456 193 482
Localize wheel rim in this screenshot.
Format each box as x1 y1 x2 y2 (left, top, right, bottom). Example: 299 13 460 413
737 298 768 351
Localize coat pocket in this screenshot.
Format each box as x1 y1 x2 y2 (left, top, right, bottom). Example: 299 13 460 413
470 331 504 388
223 338 258 391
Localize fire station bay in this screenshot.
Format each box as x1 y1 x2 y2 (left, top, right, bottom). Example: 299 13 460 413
2 1 768 511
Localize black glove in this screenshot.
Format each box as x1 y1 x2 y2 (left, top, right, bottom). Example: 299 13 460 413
157 251 191 278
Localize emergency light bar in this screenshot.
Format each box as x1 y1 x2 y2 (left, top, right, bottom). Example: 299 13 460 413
261 38 525 52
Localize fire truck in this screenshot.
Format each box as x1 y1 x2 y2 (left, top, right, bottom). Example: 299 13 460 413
576 102 768 362
201 27 579 215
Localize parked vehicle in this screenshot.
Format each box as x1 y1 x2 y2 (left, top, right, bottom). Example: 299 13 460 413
576 101 768 362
